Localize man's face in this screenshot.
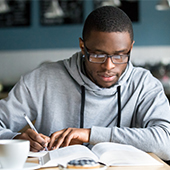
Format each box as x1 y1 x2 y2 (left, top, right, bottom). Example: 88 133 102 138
79 30 134 88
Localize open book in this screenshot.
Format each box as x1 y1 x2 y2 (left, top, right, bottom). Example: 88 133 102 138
28 142 162 167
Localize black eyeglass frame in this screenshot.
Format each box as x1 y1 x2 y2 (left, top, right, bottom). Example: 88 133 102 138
83 43 131 64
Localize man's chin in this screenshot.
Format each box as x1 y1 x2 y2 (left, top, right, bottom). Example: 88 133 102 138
97 81 117 88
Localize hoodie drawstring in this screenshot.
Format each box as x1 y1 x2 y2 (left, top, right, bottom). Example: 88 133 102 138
80 85 121 128
80 86 85 128
117 86 121 127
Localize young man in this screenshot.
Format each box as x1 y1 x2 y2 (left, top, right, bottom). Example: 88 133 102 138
0 6 170 161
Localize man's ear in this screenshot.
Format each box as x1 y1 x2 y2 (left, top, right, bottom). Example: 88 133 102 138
79 37 85 55
131 40 135 50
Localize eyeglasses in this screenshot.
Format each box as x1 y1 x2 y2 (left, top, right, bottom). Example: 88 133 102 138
84 44 130 64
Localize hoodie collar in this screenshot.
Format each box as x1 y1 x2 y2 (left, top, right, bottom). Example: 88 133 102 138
64 52 133 96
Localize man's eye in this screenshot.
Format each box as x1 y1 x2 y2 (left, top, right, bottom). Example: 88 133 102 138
90 54 105 58
96 54 106 58
113 55 121 59
93 54 99 58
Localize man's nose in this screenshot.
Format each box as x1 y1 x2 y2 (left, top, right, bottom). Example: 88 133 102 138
101 57 115 70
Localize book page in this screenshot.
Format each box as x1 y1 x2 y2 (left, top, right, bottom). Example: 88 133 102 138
91 142 162 166
29 145 98 167
28 151 47 157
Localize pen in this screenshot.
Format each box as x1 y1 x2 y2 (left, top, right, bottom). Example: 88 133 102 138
23 113 48 151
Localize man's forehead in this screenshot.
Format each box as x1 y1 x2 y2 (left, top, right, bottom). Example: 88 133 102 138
86 31 131 45
86 29 130 39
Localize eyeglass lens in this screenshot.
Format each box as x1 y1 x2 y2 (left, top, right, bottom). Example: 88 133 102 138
89 54 129 64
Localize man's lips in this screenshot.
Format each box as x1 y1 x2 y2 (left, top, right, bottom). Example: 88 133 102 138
98 73 117 81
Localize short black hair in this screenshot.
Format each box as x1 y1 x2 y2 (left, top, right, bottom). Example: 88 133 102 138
82 6 133 43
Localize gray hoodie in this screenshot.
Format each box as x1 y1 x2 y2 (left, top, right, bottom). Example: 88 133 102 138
0 52 170 160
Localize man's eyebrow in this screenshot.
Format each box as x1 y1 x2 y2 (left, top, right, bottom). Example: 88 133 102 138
114 49 129 53
86 45 130 54
93 48 129 54
86 47 106 53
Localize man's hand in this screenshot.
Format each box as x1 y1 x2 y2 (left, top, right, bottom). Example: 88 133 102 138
14 129 50 152
48 128 91 150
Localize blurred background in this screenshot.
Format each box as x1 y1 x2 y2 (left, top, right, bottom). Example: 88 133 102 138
0 0 170 101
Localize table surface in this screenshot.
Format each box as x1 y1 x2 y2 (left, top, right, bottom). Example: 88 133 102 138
27 153 170 170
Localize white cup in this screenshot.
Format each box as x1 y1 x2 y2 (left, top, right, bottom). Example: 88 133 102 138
0 139 30 169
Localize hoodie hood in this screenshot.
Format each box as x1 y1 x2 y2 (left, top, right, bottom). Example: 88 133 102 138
64 52 133 96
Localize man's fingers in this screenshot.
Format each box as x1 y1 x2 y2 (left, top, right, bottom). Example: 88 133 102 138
49 129 66 149
49 128 73 150
26 129 47 151
39 133 50 148
53 128 73 149
14 129 50 152
14 130 42 151
49 128 91 150
30 139 44 152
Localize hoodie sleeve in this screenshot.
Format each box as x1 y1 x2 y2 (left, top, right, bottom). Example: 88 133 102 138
0 76 36 139
90 71 170 161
